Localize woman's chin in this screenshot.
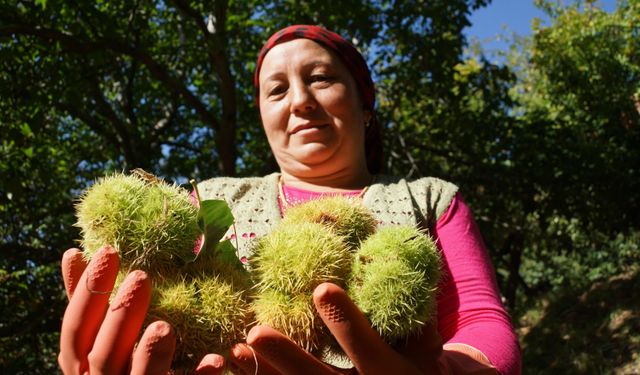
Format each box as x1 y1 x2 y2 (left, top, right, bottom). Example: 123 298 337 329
291 144 335 162
281 145 339 170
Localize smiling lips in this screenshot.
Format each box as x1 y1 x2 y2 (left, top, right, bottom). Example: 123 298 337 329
290 123 329 135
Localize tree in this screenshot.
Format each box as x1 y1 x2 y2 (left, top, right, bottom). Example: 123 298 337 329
506 0 640 302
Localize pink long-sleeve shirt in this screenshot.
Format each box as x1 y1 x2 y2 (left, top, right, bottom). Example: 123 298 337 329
433 193 521 374
280 185 521 374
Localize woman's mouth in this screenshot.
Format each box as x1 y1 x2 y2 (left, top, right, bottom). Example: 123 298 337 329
291 123 329 135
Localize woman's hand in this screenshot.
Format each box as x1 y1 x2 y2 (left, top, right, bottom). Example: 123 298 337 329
58 246 226 375
227 282 426 374
227 283 497 375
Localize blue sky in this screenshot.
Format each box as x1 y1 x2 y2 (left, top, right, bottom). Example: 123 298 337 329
464 0 618 54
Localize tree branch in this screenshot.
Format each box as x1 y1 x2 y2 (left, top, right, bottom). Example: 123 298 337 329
151 101 178 140
87 78 142 168
0 24 220 132
162 139 201 153
57 102 122 153
123 50 139 130
170 0 237 175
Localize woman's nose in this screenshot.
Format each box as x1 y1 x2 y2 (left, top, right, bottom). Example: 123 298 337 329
290 82 316 113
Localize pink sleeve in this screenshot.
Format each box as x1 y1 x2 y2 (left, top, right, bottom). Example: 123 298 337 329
433 193 521 375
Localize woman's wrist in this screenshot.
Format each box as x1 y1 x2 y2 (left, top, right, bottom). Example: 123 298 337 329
440 343 498 374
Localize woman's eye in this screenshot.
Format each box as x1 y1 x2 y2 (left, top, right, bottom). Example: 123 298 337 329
268 85 286 96
311 74 331 83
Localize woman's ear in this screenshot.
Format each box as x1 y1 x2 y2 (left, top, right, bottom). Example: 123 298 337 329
363 109 372 126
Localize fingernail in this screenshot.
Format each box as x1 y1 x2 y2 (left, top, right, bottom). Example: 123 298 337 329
110 270 149 311
86 245 119 294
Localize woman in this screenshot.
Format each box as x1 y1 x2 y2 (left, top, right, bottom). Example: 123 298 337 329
58 25 521 374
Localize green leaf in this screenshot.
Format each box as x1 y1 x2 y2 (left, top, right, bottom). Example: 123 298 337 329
183 196 236 265
216 239 245 272
197 199 235 247
189 179 237 263
20 123 33 138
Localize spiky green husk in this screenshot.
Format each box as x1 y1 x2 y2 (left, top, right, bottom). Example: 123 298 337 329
281 196 377 249
251 222 352 294
149 274 252 368
251 221 352 351
75 172 255 369
348 225 441 345
182 241 252 291
75 173 200 275
252 289 325 351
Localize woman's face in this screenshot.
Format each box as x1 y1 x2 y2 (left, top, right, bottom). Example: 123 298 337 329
258 39 371 178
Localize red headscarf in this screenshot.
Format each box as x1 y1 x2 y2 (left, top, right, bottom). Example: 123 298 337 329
254 25 383 174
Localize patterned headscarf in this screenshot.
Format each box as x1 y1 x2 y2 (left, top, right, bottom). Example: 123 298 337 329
254 25 383 174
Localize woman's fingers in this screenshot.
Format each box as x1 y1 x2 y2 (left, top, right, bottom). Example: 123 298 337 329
87 269 152 374
130 321 176 375
195 353 226 375
228 342 279 375
246 326 336 375
61 248 88 301
313 283 419 375
59 245 120 375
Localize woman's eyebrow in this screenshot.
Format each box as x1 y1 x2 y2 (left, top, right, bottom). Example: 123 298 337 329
262 71 286 83
263 61 333 82
307 60 332 68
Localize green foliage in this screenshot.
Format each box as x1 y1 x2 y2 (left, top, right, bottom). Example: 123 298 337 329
520 221 640 292
518 264 640 374
194 198 236 264
512 0 640 229
0 263 63 374
503 3 640 370
501 0 640 303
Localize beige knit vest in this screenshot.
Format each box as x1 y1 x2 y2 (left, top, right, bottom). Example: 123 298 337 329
197 173 458 264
